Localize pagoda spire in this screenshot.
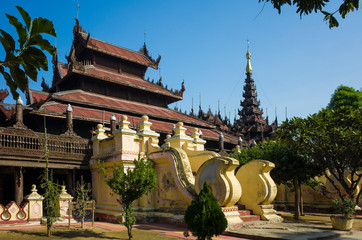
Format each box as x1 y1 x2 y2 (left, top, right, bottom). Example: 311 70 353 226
232 45 277 143
246 50 252 73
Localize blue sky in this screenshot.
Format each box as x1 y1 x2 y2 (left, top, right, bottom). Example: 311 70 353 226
1 0 361 123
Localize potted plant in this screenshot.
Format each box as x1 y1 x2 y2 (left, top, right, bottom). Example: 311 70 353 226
330 194 356 231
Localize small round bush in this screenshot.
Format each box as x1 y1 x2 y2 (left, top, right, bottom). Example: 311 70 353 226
184 182 227 240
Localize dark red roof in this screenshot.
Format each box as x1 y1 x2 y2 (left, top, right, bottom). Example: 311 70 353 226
86 37 156 69
49 90 210 128
73 67 181 99
28 90 49 104
37 101 236 143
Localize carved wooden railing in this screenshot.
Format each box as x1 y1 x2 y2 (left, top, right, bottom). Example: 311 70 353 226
0 127 91 164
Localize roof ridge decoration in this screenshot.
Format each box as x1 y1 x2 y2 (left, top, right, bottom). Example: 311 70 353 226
138 42 161 68
145 77 185 97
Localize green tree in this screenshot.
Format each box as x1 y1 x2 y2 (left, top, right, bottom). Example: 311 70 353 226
100 155 157 240
184 182 227 240
277 107 362 205
231 139 322 219
258 0 359 28
74 176 90 229
327 85 362 109
39 132 60 237
0 6 56 99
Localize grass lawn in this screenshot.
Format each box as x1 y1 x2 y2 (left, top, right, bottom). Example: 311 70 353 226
0 226 182 240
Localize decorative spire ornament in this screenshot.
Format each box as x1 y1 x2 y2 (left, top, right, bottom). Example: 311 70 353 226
246 47 252 74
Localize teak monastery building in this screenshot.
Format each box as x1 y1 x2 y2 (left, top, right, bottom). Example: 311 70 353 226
0 21 276 205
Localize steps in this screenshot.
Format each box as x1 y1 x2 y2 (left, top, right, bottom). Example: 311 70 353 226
237 205 269 227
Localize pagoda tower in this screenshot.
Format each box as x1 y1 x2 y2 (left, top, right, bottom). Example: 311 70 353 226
233 49 277 144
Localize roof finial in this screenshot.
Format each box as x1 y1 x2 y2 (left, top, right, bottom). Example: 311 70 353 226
76 1 80 20
199 93 202 108
246 40 252 73
218 99 220 114
192 96 194 112
144 31 147 46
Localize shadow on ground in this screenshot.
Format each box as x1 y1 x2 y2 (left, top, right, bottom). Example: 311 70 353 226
9 229 120 239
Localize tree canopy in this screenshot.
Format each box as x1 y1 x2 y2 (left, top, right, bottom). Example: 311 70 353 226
231 139 322 219
258 0 359 28
277 107 362 203
327 85 362 109
0 6 56 100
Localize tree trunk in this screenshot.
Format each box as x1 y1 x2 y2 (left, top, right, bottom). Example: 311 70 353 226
300 184 304 216
293 178 300 220
128 226 132 240
47 224 52 237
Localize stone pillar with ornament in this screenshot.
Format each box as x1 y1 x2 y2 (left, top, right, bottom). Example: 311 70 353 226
137 115 160 153
58 185 73 219
24 184 44 221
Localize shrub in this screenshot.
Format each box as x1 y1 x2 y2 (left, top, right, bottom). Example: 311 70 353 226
332 195 356 219
184 182 227 240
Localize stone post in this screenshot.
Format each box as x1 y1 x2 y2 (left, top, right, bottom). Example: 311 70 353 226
164 122 193 149
13 97 25 128
65 104 74 135
110 114 116 134
238 136 243 148
58 185 73 219
191 128 206 151
91 124 108 155
137 115 160 153
24 184 44 221
219 132 224 151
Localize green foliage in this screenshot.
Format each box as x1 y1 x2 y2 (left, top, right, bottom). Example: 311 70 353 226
184 182 227 240
277 107 362 203
99 155 157 240
0 6 56 99
332 195 356 218
40 170 60 237
327 85 362 110
231 139 322 186
231 139 323 219
39 135 60 237
258 0 359 28
74 176 90 229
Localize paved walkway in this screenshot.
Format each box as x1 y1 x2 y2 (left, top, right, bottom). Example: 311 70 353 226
0 217 361 239
227 222 362 240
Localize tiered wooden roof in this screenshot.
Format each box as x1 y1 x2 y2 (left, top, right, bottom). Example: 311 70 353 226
28 89 237 143
17 20 238 149
86 36 158 69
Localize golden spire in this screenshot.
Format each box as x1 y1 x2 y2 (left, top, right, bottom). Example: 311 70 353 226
246 52 252 73
246 40 252 73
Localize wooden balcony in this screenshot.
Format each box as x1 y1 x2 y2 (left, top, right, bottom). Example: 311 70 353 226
0 127 91 169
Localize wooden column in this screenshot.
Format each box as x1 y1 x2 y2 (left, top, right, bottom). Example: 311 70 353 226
67 169 76 197
14 167 24 205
